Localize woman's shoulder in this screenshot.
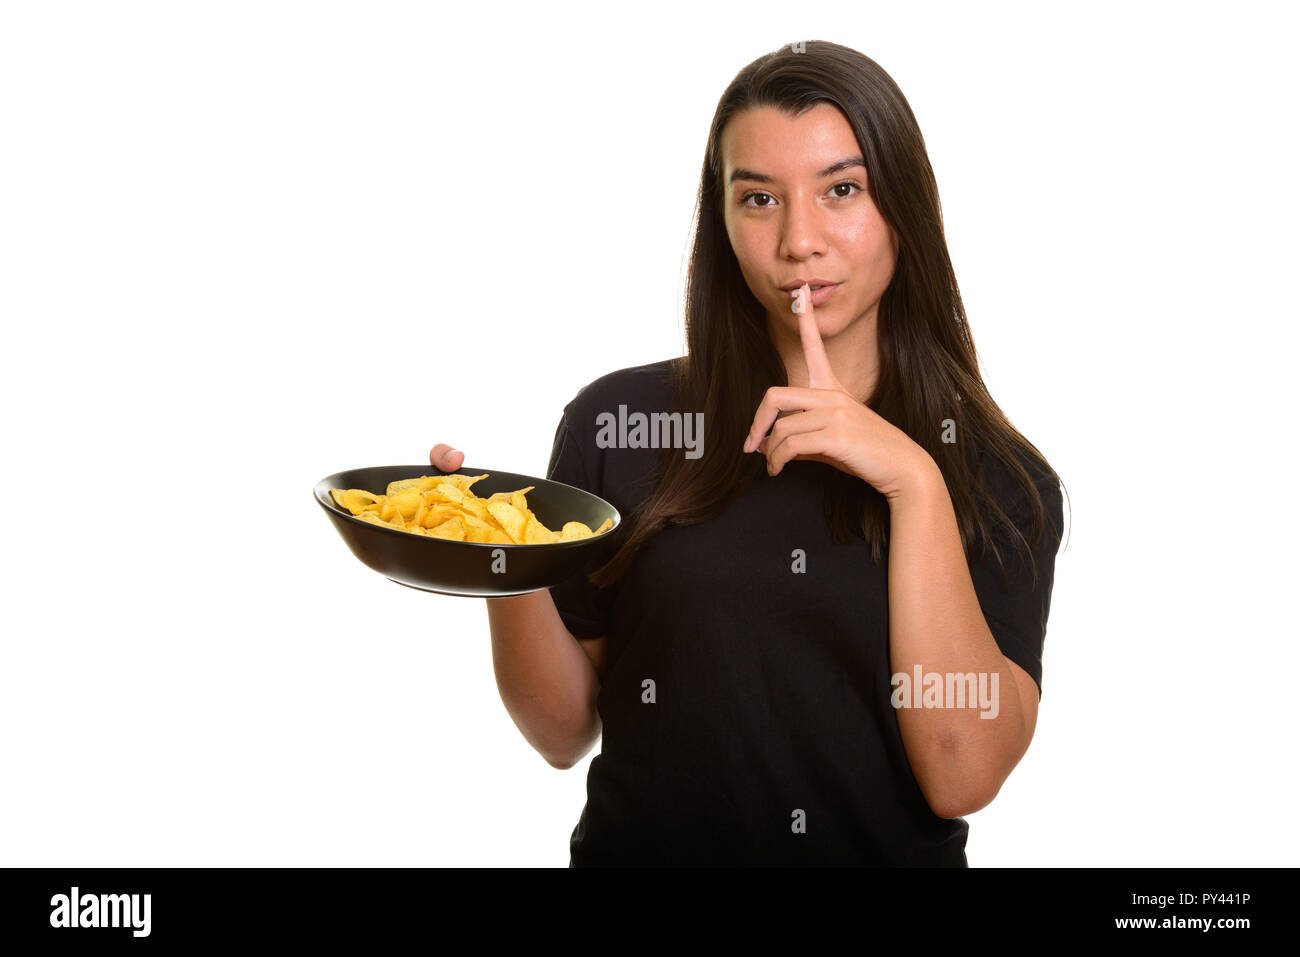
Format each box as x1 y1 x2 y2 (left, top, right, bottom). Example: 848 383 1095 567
973 430 1062 520
554 357 683 508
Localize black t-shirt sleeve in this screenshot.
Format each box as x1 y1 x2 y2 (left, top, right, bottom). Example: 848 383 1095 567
544 408 615 641
966 460 1065 700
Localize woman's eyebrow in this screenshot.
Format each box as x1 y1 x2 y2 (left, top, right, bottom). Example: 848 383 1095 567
728 156 866 185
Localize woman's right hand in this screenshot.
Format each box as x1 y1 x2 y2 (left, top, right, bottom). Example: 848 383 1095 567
429 443 465 473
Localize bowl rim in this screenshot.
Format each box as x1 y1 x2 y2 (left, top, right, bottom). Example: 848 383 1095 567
313 464 622 549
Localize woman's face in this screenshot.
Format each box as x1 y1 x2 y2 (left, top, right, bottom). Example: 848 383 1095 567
721 104 899 343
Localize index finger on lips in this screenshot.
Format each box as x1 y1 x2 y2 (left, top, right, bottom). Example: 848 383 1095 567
794 283 839 391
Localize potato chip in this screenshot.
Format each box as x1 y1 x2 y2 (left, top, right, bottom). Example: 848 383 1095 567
463 513 513 545
486 502 527 544
560 521 592 541
436 473 489 493
523 514 558 545
420 504 460 528
389 489 423 520
329 473 611 545
331 488 382 515
427 515 467 541
456 496 491 523
416 484 462 510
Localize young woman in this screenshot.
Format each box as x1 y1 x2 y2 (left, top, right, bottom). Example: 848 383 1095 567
431 40 1066 866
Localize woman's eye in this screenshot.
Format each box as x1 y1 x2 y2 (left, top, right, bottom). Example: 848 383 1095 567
739 182 862 208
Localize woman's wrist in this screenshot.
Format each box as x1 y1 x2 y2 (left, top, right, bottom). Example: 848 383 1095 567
882 448 945 506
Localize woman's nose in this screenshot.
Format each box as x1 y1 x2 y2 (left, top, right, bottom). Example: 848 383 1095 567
779 201 827 258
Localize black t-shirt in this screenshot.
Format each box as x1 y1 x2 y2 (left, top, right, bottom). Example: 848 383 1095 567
545 357 1064 866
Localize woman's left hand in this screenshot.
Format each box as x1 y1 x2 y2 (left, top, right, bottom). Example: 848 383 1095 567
742 283 935 501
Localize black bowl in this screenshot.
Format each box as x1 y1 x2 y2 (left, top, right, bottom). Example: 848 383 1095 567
314 465 622 597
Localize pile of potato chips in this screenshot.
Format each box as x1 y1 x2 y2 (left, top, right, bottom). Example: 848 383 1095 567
330 473 613 545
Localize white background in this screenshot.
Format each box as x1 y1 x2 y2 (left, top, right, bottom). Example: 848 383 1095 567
3 0 1295 867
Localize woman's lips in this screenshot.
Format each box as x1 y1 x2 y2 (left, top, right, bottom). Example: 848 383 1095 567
788 282 841 308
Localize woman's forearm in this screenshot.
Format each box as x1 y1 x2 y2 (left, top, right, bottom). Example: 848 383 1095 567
884 457 1031 818
485 590 602 769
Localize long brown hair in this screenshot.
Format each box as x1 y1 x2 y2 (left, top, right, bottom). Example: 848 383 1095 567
590 40 1065 590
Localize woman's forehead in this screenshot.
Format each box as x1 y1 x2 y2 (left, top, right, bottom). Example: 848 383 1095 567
721 105 860 181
